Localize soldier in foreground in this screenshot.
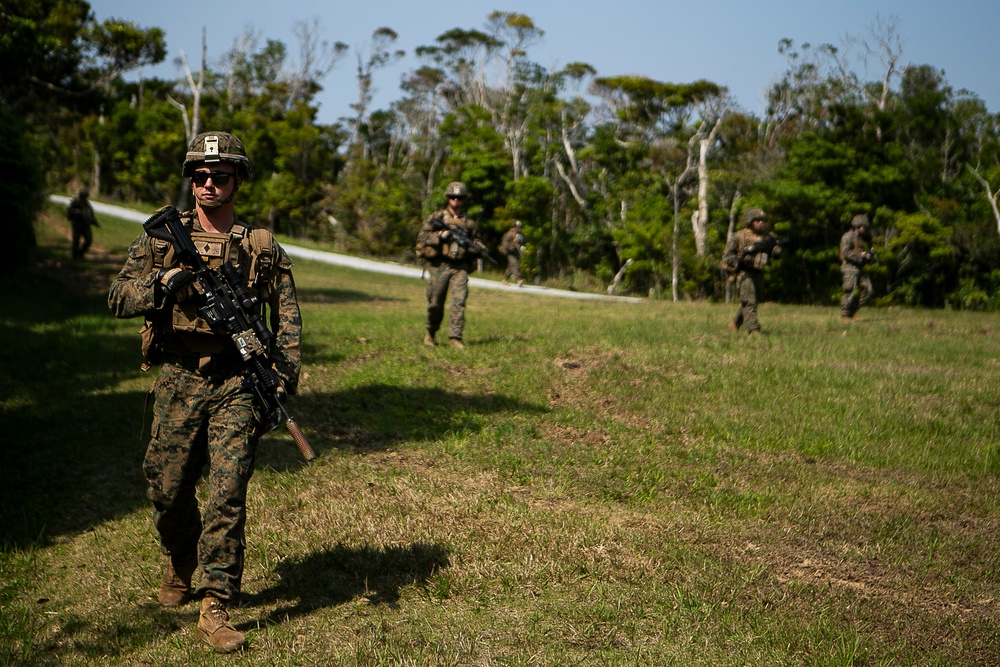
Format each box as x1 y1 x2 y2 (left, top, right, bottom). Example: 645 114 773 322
722 207 784 335
67 189 99 260
108 132 302 653
415 181 484 348
500 220 525 286
840 214 875 322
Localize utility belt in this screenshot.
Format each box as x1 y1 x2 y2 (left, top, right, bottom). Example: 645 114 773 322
161 349 244 377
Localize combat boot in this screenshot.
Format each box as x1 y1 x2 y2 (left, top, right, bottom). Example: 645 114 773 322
197 596 246 653
158 552 198 607
449 338 464 349
424 332 436 347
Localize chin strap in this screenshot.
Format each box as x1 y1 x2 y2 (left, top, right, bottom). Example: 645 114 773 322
193 178 241 209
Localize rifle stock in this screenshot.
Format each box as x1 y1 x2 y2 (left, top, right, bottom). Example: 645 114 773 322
143 206 315 462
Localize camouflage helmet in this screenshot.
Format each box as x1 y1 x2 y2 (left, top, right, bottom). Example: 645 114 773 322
445 181 468 199
183 131 252 180
514 220 522 228
851 214 870 229
742 207 766 227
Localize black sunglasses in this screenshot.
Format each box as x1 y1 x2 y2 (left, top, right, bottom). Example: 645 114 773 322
447 195 465 200
191 170 234 186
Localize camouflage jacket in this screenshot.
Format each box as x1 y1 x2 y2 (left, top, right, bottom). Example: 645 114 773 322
415 209 481 266
839 229 871 270
500 227 523 256
67 199 97 227
107 212 302 392
722 228 780 274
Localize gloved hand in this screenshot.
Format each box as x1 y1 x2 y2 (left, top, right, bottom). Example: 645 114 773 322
439 229 452 241
157 268 196 297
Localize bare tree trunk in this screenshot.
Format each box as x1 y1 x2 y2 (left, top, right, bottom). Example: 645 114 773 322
968 164 1000 235
724 191 741 303
693 116 724 255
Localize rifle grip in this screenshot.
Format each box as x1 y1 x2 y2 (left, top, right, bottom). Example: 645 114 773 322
285 417 316 462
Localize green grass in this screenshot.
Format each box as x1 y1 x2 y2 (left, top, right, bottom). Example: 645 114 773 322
1 206 998 665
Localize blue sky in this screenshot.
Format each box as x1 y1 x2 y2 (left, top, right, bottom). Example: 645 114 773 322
91 0 1000 125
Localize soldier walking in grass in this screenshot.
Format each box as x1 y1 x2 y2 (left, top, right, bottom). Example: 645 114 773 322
415 181 484 349
67 189 99 260
840 214 875 322
722 207 784 335
108 132 302 653
500 220 525 286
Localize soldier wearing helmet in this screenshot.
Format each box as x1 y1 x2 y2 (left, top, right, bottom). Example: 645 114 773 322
839 213 875 322
499 220 526 286
66 188 99 260
108 131 302 653
721 206 784 334
415 181 483 348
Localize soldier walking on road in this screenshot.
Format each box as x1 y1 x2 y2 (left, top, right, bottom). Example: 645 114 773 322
415 182 484 349
840 214 875 322
500 220 525 286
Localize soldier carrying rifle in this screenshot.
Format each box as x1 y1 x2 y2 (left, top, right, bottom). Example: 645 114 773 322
839 213 875 322
722 207 787 335
108 131 303 653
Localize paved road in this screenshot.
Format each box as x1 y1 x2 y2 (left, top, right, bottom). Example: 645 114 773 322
50 195 643 303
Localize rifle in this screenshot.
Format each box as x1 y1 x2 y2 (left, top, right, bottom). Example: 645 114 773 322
430 216 498 266
143 206 316 462
740 235 790 263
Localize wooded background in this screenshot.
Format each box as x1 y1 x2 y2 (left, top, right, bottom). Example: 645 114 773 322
5 2 1000 307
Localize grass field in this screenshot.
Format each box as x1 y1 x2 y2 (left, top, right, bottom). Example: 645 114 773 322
1 205 998 665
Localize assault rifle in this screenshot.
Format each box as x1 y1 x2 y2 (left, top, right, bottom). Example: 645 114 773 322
143 206 316 462
741 235 790 264
430 216 498 266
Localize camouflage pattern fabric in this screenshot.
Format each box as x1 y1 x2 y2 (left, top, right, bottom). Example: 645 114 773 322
417 208 480 341
500 227 522 282
840 229 874 318
722 227 778 333
108 217 301 603
67 196 98 259
426 262 470 340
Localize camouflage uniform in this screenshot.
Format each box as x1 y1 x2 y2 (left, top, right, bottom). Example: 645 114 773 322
416 208 481 342
108 211 301 604
722 209 782 333
67 190 98 260
500 222 524 284
840 217 874 319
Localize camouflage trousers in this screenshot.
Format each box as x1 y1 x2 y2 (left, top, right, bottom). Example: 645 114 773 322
71 222 93 259
426 262 470 341
840 267 873 318
143 361 261 603
732 270 765 333
503 253 521 282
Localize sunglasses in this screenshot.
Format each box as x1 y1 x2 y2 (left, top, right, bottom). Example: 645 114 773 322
447 195 465 200
191 170 235 186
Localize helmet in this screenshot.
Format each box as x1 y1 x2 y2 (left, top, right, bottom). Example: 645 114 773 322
514 220 522 228
742 207 766 227
445 181 468 198
183 131 252 180
851 214 870 229
78 189 89 198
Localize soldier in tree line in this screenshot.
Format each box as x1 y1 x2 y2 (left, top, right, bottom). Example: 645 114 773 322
722 207 784 335
500 220 525 286
839 214 875 322
415 181 483 349
67 189 99 260
108 132 302 653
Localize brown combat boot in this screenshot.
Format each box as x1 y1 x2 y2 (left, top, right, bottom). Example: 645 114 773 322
158 552 198 607
197 596 246 653
424 332 436 347
449 338 464 349
727 322 739 332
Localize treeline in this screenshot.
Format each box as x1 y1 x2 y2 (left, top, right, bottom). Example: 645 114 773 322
6 1 1000 307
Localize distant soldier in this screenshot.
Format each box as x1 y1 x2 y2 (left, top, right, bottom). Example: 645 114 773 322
500 220 525 286
722 207 784 334
415 181 484 348
67 189 99 260
839 214 875 322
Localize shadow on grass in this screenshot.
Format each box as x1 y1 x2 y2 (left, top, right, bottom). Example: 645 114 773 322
243 542 450 625
296 286 407 304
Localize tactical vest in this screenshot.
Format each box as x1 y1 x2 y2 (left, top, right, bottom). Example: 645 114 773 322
141 211 280 365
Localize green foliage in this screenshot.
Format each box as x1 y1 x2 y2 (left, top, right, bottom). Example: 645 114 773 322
0 102 43 271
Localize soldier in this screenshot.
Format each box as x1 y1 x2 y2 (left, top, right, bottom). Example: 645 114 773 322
722 207 784 334
840 214 875 322
66 189 99 260
500 220 525 286
415 181 483 348
108 132 302 653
